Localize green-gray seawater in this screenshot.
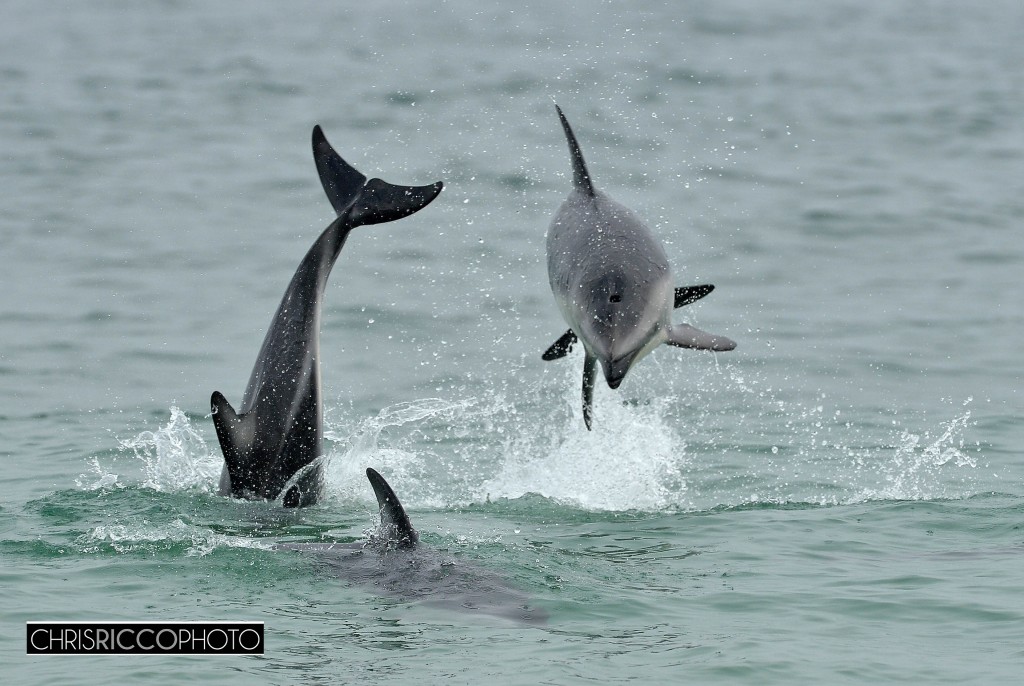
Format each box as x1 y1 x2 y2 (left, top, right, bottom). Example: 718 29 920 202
2 1 1022 683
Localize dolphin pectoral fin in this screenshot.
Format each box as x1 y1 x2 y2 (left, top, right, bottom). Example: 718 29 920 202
211 391 256 490
666 324 737 352
349 177 444 226
542 330 577 360
674 284 715 308
366 468 419 549
582 352 597 430
313 125 444 226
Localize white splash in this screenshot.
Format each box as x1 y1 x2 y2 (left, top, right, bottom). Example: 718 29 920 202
79 406 220 494
853 408 977 503
119 406 221 492
80 518 273 557
81 384 980 515
75 455 121 491
482 386 688 511
323 397 484 506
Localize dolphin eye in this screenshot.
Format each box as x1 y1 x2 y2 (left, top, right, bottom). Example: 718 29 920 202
609 294 622 303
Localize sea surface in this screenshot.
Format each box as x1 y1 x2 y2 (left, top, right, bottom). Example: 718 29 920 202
2 1 1022 683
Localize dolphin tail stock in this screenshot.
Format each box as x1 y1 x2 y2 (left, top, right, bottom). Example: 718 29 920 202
210 391 258 494
542 329 578 361
674 284 715 308
365 468 419 549
665 324 737 352
312 125 443 227
554 105 595 196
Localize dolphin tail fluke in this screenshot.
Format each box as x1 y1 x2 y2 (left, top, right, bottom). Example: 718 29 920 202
542 329 578 361
349 177 444 226
312 125 367 215
554 105 595 196
312 124 443 225
666 324 737 352
366 468 419 549
674 284 715 308
582 352 597 430
211 391 256 490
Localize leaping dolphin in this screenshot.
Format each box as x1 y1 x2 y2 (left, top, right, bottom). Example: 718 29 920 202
277 468 547 624
210 127 443 507
543 105 736 429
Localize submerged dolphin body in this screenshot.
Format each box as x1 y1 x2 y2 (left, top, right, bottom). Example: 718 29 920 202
278 469 547 625
211 127 443 507
544 105 737 429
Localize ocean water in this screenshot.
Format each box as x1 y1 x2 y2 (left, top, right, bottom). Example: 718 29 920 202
2 1 1022 683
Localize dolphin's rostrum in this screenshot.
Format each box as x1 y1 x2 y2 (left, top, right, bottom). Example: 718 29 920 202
211 127 443 507
544 105 736 429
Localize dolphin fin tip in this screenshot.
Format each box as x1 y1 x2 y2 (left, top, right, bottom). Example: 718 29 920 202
210 391 237 423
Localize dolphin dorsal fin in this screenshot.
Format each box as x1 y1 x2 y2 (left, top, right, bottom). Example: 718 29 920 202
365 468 418 549
555 105 595 196
312 125 443 226
210 391 258 491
